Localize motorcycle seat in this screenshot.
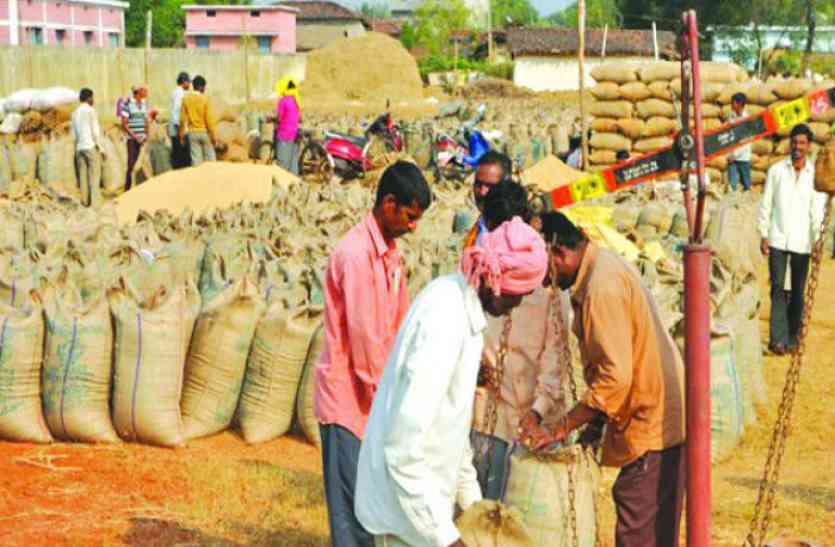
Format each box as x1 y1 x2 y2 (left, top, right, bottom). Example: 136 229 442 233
326 131 368 148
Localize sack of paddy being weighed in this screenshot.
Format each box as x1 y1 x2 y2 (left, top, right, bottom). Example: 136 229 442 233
41 287 119 443
110 279 200 447
181 276 265 440
590 101 633 119
636 98 675 119
589 132 631 152
773 79 813 100
295 322 324 446
707 196 762 279
643 116 678 138
589 82 621 100
505 445 600 547
634 136 673 153
708 329 745 462
0 301 52 443
616 118 645 140
619 82 651 102
590 65 637 84
639 61 680 83
236 305 323 444
457 500 534 547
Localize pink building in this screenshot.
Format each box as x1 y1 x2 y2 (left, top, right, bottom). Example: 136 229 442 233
0 0 127 47
183 5 297 54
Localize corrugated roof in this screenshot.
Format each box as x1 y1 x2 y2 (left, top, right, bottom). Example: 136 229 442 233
276 1 361 21
507 27 677 58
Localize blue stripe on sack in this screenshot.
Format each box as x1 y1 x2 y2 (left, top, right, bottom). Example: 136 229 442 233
0 317 8 364
129 312 143 441
58 318 79 440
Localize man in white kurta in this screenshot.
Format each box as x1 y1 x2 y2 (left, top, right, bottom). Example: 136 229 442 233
355 218 549 547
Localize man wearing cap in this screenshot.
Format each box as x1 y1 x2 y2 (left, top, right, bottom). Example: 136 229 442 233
169 71 191 169
528 212 686 547
355 217 548 547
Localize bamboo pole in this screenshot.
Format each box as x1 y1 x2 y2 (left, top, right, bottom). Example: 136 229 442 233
652 21 659 61
144 10 152 86
602 24 608 59
578 0 588 171
243 11 250 103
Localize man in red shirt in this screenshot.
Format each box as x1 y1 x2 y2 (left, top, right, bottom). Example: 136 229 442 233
315 161 432 547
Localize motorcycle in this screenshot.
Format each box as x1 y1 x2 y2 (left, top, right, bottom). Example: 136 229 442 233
299 109 403 182
429 104 498 182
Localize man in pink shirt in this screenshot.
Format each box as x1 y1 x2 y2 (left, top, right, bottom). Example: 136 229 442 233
316 160 432 547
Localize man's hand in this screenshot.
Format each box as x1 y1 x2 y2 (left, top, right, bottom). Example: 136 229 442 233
760 238 769 256
517 410 541 444
529 421 569 451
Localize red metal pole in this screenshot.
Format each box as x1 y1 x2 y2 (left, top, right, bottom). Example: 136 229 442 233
681 10 711 547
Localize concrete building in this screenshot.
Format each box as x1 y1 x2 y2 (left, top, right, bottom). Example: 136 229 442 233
183 4 297 53
0 0 128 47
508 27 677 92
273 1 366 52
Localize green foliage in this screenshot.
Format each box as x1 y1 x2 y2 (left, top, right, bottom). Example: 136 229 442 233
417 54 514 81
400 21 417 50
770 50 803 76
413 0 472 56
359 1 390 19
490 0 540 26
552 0 621 28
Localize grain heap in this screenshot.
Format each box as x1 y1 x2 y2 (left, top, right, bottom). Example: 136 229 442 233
589 61 834 186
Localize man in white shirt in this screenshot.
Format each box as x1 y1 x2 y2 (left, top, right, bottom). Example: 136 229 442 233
355 218 548 547
71 88 104 207
758 123 828 355
727 93 752 192
168 72 191 169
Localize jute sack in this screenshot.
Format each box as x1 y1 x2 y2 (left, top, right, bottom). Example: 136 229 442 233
110 279 200 447
648 81 673 100
707 197 762 280
0 146 11 193
638 202 674 234
9 142 38 183
589 149 616 165
589 101 633 119
701 62 745 83
0 301 52 443
295 322 324 446
590 65 637 84
734 313 768 410
638 62 680 83
0 206 24 252
670 79 724 102
643 117 678 138
590 118 618 133
236 305 323 444
708 330 744 463
457 500 534 547
610 204 641 231
701 103 721 119
505 445 600 547
815 142 835 194
616 118 645 140
708 155 729 170
752 155 770 172
181 277 265 441
100 133 126 198
773 79 812 100
619 82 651 102
41 288 119 443
752 170 767 186
752 139 774 155
717 284 762 426
589 83 620 100
634 137 673 153
37 135 80 199
636 98 675 119
589 132 631 152
809 122 832 145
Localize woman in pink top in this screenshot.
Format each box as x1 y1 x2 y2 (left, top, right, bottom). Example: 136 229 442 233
274 77 301 174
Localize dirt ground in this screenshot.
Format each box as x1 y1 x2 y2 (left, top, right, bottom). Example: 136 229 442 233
1 260 833 547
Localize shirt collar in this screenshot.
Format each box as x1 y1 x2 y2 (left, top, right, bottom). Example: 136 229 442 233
364 212 395 259
455 273 487 335
782 157 814 177
570 241 600 305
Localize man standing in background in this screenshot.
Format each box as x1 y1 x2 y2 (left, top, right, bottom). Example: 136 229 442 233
463 151 513 248
316 161 432 547
727 92 752 192
71 87 104 207
179 75 217 167
169 72 191 169
120 85 150 191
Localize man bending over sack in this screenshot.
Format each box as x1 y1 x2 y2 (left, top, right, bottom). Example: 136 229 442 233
355 217 548 547
528 212 686 547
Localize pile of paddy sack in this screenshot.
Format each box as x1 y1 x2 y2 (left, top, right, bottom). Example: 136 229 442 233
589 61 834 186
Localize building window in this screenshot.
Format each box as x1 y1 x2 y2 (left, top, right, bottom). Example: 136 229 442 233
207 10 216 17
109 32 119 47
257 36 272 53
55 29 66 45
250 10 260 17
84 31 93 46
30 27 43 45
196 36 210 49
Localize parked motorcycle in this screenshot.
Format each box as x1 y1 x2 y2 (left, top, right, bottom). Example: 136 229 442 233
299 110 403 182
429 104 499 182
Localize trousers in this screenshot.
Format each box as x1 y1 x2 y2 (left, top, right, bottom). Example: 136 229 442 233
187 131 216 167
75 148 101 207
768 247 810 348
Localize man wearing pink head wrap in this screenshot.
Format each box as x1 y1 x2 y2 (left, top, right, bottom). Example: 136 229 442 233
355 218 547 547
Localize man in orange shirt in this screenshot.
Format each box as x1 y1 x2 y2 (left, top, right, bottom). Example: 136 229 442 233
315 161 432 547
529 212 686 547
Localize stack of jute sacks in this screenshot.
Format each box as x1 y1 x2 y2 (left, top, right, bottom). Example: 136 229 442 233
589 61 834 186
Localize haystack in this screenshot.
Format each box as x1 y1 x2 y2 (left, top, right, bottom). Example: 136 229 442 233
112 162 298 224
301 32 423 102
521 154 585 191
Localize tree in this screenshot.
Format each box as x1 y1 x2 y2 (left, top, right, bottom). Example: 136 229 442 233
491 0 540 27
400 21 418 50
413 0 472 56
359 2 390 19
801 0 816 74
552 0 621 28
